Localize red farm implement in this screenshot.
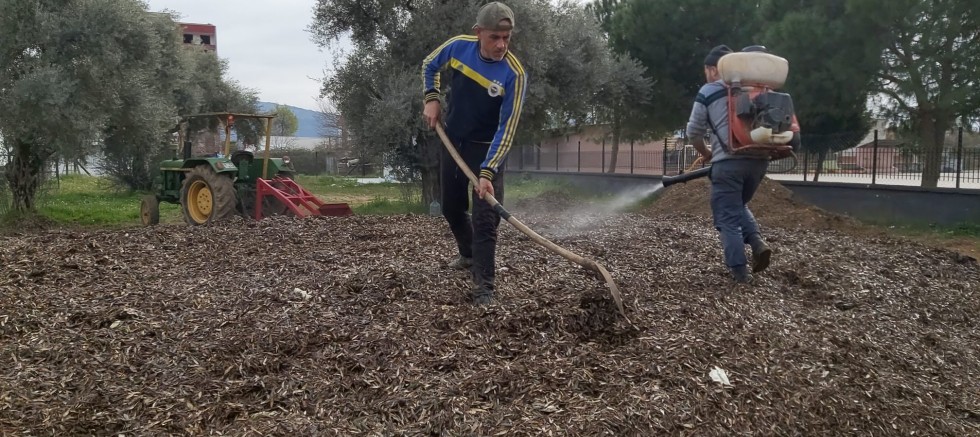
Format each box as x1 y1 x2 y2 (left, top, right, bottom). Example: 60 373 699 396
255 176 353 219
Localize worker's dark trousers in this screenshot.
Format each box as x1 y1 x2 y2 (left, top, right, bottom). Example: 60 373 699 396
441 140 505 294
709 158 769 269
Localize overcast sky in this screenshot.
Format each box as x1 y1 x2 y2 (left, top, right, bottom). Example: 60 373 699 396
145 0 341 111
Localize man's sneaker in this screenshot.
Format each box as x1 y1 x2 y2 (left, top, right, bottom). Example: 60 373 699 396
751 245 772 273
732 265 754 284
447 256 473 270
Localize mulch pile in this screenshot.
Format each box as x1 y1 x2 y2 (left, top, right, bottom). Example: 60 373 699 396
1 207 978 435
650 177 868 232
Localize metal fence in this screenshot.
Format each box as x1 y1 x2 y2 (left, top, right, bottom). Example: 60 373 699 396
505 128 980 189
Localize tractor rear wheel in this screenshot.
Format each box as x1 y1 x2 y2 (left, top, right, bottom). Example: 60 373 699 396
140 195 160 226
180 165 236 225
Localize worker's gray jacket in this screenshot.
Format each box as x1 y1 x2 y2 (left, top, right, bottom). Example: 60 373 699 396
686 80 766 163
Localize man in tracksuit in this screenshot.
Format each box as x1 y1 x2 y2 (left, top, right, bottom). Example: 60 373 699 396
421 2 528 304
686 45 788 284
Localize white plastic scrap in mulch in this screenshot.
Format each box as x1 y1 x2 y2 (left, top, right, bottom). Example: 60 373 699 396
709 366 732 386
293 287 311 300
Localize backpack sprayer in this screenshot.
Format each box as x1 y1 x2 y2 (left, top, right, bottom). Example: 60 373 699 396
664 50 800 188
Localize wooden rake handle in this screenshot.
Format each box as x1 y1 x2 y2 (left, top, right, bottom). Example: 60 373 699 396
434 125 628 320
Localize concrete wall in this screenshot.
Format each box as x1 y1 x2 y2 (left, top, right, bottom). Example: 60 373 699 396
515 171 980 226
779 181 980 226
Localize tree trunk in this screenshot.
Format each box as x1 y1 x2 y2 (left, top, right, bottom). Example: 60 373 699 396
419 132 441 206
606 113 621 173
6 139 47 213
918 114 947 189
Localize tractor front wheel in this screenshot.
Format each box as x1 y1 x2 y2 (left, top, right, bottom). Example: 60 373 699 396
180 165 236 225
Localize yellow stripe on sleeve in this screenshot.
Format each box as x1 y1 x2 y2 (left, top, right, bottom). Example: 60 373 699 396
488 53 527 169
421 35 477 92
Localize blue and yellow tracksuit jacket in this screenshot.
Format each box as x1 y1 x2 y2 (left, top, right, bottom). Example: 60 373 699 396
422 35 528 181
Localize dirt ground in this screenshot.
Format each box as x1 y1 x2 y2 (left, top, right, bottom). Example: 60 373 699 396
1 185 978 435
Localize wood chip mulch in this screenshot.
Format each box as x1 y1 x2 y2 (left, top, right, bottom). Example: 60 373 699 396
1 187 978 435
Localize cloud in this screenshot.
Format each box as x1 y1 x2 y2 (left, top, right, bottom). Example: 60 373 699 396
145 0 341 110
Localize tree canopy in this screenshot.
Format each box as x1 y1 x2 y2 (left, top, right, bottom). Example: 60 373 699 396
271 105 300 137
1 0 161 210
756 0 891 179
599 0 760 135
311 0 646 199
0 0 258 207
869 0 980 187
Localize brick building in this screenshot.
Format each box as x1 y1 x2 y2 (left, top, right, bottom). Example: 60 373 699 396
179 22 217 53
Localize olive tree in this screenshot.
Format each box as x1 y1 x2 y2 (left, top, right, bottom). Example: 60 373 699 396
311 0 626 203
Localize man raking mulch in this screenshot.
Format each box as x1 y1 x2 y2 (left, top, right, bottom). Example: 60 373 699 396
436 124 628 321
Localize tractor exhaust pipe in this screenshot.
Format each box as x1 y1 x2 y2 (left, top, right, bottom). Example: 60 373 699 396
662 165 711 187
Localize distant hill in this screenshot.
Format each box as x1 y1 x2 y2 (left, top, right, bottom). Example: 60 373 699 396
257 102 339 138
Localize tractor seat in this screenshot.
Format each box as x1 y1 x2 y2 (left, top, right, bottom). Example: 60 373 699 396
231 150 254 167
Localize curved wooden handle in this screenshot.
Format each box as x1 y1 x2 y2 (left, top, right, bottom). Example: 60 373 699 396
434 125 628 321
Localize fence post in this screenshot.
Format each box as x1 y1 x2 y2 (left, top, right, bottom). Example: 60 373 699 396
956 126 963 189
536 142 541 170
519 144 525 170
629 140 635 174
662 138 668 176
802 149 809 182
871 130 879 185
556 140 560 171
601 138 606 173
577 140 581 172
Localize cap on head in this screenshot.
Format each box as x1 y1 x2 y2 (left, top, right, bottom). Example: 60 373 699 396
704 44 733 67
475 2 515 31
741 45 769 53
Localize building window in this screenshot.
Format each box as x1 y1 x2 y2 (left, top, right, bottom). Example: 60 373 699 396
183 34 193 44
201 35 211 45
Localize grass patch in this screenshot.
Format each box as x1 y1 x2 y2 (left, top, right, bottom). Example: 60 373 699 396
920 222 980 238
34 175 182 227
3 174 681 227
0 174 426 228
354 197 428 215
873 221 980 259
295 175 403 197
890 222 980 241
505 176 600 203
868 220 980 238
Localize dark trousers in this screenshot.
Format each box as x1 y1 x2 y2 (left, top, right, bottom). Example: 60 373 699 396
709 158 768 268
440 140 505 291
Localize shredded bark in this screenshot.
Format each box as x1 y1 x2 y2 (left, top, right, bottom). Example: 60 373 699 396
1 193 978 435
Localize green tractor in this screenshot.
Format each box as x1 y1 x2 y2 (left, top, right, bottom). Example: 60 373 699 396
140 112 351 226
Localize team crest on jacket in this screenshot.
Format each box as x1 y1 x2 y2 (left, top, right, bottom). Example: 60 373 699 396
488 83 502 97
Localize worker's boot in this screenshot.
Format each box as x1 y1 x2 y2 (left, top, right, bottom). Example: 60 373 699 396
731 265 754 284
747 235 772 273
471 282 494 305
447 255 473 270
